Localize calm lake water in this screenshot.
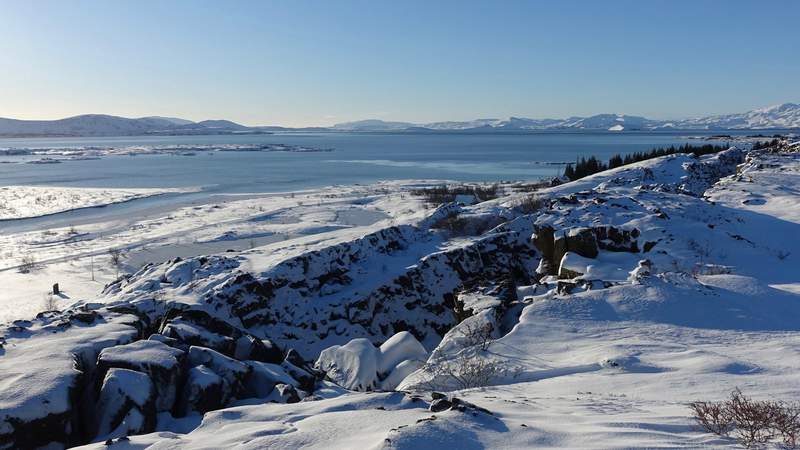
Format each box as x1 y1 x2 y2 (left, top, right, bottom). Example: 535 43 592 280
0 131 754 193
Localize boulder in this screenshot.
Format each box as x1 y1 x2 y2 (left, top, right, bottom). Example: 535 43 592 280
316 332 428 392
564 227 599 258
594 225 639 253
244 361 298 398
377 331 428 375
97 340 185 412
234 334 283 364
429 398 452 412
148 333 188 352
177 365 225 416
315 338 381 391
280 360 317 393
188 346 251 401
267 383 300 404
94 368 156 440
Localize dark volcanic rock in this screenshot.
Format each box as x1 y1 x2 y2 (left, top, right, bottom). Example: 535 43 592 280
176 365 225 416
94 368 156 440
97 340 185 412
187 346 251 402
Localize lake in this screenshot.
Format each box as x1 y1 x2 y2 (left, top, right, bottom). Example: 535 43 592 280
0 131 756 194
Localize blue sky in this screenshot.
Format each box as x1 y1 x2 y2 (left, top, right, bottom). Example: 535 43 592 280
0 0 797 126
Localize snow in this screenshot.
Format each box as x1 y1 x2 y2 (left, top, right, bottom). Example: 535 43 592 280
377 331 429 375
333 103 800 131
0 185 189 220
0 180 429 324
5 141 800 449
315 332 429 391
99 339 185 372
316 338 381 391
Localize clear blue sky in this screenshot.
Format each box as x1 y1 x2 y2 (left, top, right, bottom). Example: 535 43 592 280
0 0 797 126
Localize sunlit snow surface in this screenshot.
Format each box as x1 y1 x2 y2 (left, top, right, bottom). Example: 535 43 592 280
5 145 800 449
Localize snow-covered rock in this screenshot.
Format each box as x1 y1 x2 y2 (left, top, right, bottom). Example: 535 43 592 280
187 346 251 403
95 368 156 440
97 339 186 412
377 331 428 375
177 365 225 416
316 338 381 391
315 332 429 391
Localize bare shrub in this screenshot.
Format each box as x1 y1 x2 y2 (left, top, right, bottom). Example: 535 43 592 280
774 403 800 448
411 184 500 206
18 254 37 273
431 214 470 236
511 178 560 192
690 389 800 448
689 400 733 436
457 320 494 351
727 389 779 447
510 194 544 214
42 293 58 312
421 351 500 391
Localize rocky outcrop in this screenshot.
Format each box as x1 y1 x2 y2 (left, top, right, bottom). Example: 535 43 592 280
159 308 283 364
534 224 641 277
97 340 186 412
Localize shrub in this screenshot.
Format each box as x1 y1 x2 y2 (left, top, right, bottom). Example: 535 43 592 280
511 194 544 214
690 388 800 448
42 293 59 312
430 213 498 237
752 138 781 150
18 254 37 273
420 350 500 391
411 184 500 205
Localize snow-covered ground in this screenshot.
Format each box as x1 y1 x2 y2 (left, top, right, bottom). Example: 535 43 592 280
0 181 433 323
2 141 800 449
0 186 190 220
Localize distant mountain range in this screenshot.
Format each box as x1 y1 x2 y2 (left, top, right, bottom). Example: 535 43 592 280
332 103 800 132
0 103 798 137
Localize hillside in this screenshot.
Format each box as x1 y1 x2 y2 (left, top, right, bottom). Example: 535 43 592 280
1 139 799 448
1 103 797 137
0 115 267 137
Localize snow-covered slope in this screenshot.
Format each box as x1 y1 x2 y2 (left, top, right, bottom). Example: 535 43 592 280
675 103 800 130
2 140 800 449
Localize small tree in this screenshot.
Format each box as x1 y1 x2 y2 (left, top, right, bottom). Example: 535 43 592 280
108 248 124 278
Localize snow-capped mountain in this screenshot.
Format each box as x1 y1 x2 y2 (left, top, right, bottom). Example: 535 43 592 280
331 119 417 131
0 114 261 137
0 103 797 136
672 103 800 130
332 103 800 132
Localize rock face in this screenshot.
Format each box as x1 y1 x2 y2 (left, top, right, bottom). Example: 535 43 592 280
177 365 225 416
160 309 283 364
94 368 156 440
97 340 186 412
116 223 538 358
187 346 251 403
534 224 643 278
